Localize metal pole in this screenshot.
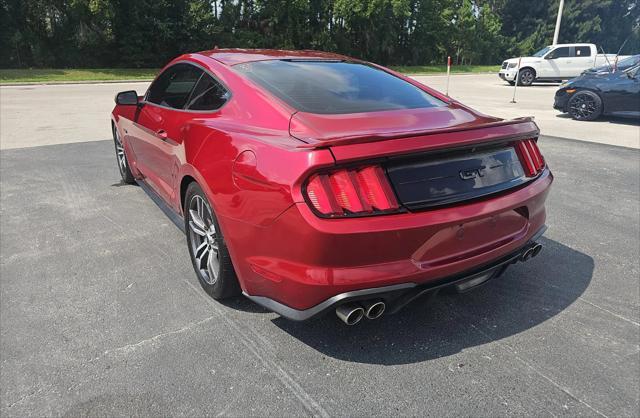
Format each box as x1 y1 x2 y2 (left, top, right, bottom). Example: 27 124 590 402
445 56 451 96
511 57 521 103
553 0 564 45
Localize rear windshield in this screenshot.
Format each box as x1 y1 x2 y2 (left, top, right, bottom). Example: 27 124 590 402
234 60 445 114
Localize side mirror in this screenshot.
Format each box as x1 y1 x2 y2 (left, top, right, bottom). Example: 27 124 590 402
115 90 139 106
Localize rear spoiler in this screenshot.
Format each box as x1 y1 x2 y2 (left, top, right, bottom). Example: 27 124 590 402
295 117 538 150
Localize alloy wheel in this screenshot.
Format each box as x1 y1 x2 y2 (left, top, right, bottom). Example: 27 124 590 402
569 94 597 120
520 70 534 85
114 128 127 174
188 195 220 285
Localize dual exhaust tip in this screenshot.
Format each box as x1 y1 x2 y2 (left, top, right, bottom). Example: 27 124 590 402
520 243 543 262
336 300 385 325
336 243 542 325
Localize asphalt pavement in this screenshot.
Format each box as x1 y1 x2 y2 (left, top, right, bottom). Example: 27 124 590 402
0 135 638 416
1 76 639 416
1 74 638 150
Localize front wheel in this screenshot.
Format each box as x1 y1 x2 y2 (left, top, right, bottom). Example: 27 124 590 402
517 68 535 86
185 182 241 299
568 91 603 121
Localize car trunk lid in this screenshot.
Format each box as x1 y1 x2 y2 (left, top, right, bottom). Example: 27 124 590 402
292 109 541 212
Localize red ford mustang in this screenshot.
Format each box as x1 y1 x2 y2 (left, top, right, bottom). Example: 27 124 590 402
111 49 552 325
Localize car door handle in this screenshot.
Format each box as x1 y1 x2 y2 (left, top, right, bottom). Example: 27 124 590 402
156 129 168 141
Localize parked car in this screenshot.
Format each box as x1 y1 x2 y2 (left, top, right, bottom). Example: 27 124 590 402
554 62 640 121
499 43 629 86
582 54 640 75
111 49 553 325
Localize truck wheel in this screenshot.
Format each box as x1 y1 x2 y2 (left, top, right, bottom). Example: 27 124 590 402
568 91 603 121
517 68 535 86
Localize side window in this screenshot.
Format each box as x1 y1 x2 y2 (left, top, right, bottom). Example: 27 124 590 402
575 46 591 57
146 63 202 109
547 47 571 59
185 73 230 111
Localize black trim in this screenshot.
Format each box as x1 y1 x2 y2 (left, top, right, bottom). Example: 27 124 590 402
385 144 530 210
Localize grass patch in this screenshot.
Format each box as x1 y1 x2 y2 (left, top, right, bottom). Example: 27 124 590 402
0 68 158 83
0 65 499 84
390 65 499 75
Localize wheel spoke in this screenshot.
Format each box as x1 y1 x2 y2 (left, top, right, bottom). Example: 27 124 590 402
195 241 209 270
188 194 220 284
189 208 206 231
189 220 206 236
197 198 204 221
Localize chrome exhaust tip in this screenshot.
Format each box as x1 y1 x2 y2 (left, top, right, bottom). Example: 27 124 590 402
520 247 534 262
520 243 543 262
336 304 365 325
364 301 386 320
531 243 543 258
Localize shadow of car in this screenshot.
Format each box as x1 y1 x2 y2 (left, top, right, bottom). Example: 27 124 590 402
266 237 593 365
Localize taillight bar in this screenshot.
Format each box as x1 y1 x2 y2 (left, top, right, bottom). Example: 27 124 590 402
305 165 401 217
515 139 545 177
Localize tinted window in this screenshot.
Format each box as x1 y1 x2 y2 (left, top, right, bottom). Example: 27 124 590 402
575 46 591 57
533 46 552 57
547 47 570 59
147 63 202 109
186 73 230 111
235 60 444 114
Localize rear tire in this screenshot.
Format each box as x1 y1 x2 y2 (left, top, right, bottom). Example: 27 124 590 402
517 68 535 86
184 182 241 299
112 124 135 184
568 90 603 121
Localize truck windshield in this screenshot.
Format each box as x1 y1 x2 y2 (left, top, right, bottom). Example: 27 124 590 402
234 60 445 114
533 46 552 57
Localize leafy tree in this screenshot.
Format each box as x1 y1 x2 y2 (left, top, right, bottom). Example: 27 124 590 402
0 0 637 68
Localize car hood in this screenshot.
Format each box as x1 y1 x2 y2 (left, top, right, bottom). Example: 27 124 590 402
504 57 542 65
562 71 619 88
289 102 512 147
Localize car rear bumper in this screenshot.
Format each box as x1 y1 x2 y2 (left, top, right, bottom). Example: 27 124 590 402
244 226 547 320
223 169 553 315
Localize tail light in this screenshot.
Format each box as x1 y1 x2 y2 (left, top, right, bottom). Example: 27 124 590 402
304 165 400 217
515 139 545 177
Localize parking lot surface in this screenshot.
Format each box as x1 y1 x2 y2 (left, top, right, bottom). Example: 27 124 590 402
1 77 639 416
1 73 638 151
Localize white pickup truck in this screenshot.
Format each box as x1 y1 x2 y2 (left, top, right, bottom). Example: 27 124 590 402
498 43 628 86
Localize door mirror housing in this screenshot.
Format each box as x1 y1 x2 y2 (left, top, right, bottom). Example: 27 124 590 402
115 90 139 106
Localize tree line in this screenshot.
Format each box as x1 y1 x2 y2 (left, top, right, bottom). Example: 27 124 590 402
1 0 638 69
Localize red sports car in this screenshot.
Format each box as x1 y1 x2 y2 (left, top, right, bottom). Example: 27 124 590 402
111 49 552 325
